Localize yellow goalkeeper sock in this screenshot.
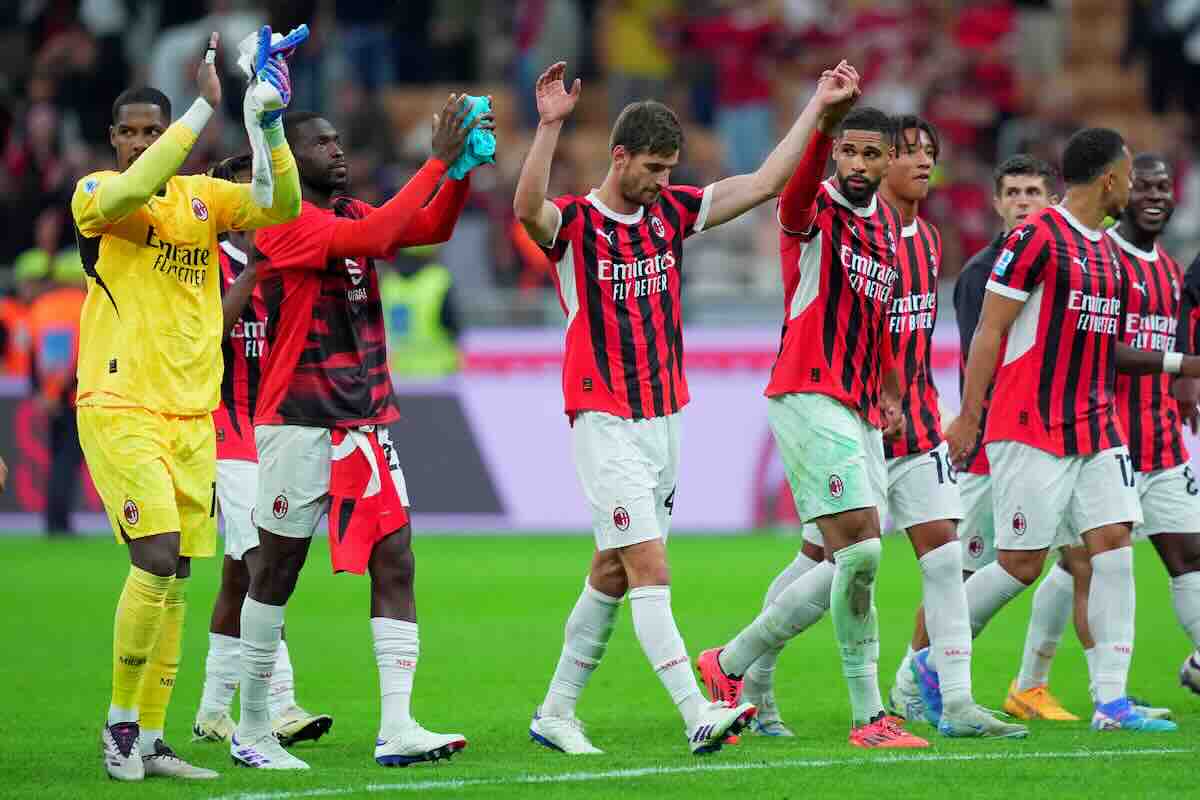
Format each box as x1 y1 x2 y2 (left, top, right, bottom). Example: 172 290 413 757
137 576 188 738
110 567 172 724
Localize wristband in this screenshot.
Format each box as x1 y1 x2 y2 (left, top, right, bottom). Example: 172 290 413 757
1165 352 1183 374
180 97 215 136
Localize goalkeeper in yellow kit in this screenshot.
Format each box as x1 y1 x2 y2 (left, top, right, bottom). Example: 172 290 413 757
73 30 303 782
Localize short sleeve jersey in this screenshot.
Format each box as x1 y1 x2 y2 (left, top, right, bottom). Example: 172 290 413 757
71 172 260 415
885 216 944 459
766 179 904 428
254 199 399 429
984 206 1125 456
212 237 268 461
540 186 713 420
1108 228 1187 472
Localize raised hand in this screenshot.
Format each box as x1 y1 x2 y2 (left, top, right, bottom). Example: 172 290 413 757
535 62 581 125
197 31 221 107
814 60 861 130
431 94 475 164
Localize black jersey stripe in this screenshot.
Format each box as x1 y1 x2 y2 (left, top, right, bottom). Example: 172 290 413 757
580 205 614 394
626 219 666 418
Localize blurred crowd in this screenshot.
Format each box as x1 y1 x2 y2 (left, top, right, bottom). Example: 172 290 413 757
4 0 1200 331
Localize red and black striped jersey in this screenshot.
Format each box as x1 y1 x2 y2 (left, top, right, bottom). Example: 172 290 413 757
254 199 399 428
1109 228 1188 472
213 237 267 461
885 216 943 459
766 179 904 427
984 206 1124 456
541 186 712 420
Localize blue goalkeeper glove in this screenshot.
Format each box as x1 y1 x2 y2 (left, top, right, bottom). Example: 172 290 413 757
253 24 309 127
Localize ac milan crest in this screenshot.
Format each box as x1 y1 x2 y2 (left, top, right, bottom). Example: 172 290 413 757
273 494 289 519
968 535 984 558
613 506 630 531
123 499 139 526
828 474 845 499
1012 511 1027 535
651 215 666 238
191 197 209 221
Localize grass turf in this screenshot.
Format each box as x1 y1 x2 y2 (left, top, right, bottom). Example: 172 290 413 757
1 533 1195 799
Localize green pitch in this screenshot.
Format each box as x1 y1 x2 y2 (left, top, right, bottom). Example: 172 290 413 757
3 533 1196 799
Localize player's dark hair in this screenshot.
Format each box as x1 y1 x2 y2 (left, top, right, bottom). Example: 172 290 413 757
839 106 893 139
1061 127 1126 186
1133 152 1169 173
111 87 171 124
610 100 683 158
892 114 940 162
992 154 1058 196
283 111 327 144
207 153 253 181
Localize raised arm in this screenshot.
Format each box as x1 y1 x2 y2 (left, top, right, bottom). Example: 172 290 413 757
514 62 581 245
703 61 860 231
77 34 222 230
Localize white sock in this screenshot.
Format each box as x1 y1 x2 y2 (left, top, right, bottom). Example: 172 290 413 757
142 727 163 744
720 561 833 678
199 632 241 716
963 561 1028 637
920 541 973 713
744 552 820 695
629 585 705 728
1016 564 1073 691
542 581 621 717
107 705 137 724
372 617 419 736
268 639 297 719
238 598 285 737
1089 547 1135 705
1085 647 1098 703
1170 571 1200 649
894 645 917 695
831 539 884 726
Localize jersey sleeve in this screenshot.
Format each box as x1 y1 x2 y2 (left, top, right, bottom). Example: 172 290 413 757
70 172 118 237
538 195 582 262
254 205 337 271
662 185 714 238
1180 254 1200 353
985 222 1051 302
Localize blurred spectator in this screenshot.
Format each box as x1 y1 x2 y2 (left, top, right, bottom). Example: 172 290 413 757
673 1 785 175
336 1 401 91
599 0 677 119
1013 0 1063 82
514 0 584 128
27 249 85 533
0 249 50 379
382 248 462 377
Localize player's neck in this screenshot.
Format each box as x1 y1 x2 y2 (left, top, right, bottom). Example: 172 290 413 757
595 174 641 216
302 183 336 210
1115 219 1156 252
1061 189 1106 233
880 185 918 225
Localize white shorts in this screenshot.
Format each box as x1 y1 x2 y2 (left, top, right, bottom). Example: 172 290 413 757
571 410 680 552
957 472 995 572
217 459 259 560
1135 463 1200 538
987 441 1142 552
886 440 964 530
255 424 411 539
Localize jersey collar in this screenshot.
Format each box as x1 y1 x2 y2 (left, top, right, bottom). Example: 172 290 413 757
901 219 919 239
1106 227 1159 262
823 179 877 218
587 190 644 225
1053 204 1103 242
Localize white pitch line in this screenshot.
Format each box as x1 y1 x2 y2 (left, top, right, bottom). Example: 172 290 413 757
210 747 1191 800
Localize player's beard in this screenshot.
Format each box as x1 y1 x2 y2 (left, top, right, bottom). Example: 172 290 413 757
619 172 659 208
837 172 880 206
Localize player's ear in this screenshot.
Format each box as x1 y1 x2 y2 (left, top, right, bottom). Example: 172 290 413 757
109 124 117 149
1049 193 1061 205
611 144 628 168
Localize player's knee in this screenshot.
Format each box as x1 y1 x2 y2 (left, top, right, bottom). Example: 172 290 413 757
998 549 1044 585
589 556 628 598
1156 534 1200 577
253 556 303 604
373 547 415 590
128 533 182 577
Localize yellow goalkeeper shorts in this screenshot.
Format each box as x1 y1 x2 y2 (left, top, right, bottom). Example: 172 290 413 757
78 406 217 557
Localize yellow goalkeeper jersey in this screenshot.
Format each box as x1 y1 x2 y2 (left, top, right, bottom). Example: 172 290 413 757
72 118 300 416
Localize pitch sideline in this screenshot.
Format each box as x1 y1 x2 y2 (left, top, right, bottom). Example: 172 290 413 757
210 746 1192 800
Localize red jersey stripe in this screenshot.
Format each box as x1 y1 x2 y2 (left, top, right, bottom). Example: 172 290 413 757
1110 229 1188 472
213 237 267 461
